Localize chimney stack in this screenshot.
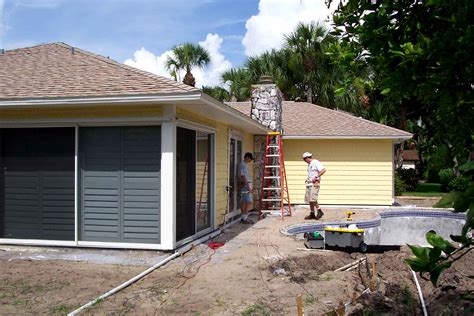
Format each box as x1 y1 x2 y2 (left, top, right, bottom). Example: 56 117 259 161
250 75 283 132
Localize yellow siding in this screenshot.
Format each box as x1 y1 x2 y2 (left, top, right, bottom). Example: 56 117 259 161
0 104 163 119
283 139 393 205
2 104 255 229
177 108 255 226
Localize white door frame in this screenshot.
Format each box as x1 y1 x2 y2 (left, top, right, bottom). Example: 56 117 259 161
226 129 243 220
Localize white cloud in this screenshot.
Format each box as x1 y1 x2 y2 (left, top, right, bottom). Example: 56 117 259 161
124 33 232 88
124 47 171 79
242 0 336 57
194 33 232 87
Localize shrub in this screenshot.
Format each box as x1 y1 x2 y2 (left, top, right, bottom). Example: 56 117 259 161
448 176 470 192
395 174 407 196
439 168 454 192
396 168 419 191
426 145 451 182
415 183 442 193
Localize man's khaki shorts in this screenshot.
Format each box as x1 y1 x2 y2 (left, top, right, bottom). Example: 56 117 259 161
304 185 320 203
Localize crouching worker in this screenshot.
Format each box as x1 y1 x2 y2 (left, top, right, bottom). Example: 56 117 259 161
302 152 326 220
239 152 255 224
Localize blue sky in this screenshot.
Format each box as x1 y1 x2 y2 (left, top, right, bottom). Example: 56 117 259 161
0 0 334 86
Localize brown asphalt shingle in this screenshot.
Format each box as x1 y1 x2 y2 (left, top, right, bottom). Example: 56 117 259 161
227 101 412 138
0 42 199 100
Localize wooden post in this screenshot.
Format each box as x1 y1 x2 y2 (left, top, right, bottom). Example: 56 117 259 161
296 294 303 316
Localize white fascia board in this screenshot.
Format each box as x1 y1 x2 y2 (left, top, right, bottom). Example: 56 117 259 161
0 92 203 108
200 94 269 134
283 135 412 141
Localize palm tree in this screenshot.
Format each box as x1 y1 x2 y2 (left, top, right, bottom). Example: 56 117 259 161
284 21 328 103
201 86 230 102
165 43 210 87
221 68 253 101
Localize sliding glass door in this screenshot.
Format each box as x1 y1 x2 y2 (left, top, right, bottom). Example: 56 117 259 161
176 127 213 242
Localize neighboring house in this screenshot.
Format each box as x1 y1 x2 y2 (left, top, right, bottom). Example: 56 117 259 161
401 149 420 170
0 43 268 250
227 97 412 206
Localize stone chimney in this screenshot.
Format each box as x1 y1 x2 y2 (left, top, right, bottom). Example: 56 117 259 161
251 76 284 206
250 75 283 132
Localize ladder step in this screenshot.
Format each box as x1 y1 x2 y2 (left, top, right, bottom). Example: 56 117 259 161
265 165 281 168
263 187 281 190
267 145 279 148
262 199 282 202
266 154 280 157
263 176 280 179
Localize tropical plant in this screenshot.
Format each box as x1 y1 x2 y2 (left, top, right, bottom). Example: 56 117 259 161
405 161 473 286
221 68 253 101
201 86 230 102
165 43 210 87
327 0 473 161
327 0 474 286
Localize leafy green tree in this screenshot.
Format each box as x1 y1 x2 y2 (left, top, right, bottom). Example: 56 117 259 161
165 43 210 87
221 68 254 101
327 0 473 162
326 0 474 285
284 22 328 103
201 86 230 102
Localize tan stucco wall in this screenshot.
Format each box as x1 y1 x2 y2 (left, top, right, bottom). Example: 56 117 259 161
283 139 394 205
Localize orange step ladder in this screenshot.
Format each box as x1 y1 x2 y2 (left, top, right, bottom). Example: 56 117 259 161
259 132 292 220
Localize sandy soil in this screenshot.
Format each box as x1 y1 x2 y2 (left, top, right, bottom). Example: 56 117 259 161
0 203 472 315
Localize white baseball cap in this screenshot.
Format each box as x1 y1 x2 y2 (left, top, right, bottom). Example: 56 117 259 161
302 152 312 159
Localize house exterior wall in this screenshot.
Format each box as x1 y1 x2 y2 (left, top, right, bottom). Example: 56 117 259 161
283 139 394 206
176 108 255 226
0 104 256 249
0 105 163 119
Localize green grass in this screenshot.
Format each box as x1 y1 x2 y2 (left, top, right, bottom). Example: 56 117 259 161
304 295 316 305
401 191 445 197
50 304 74 314
241 303 270 316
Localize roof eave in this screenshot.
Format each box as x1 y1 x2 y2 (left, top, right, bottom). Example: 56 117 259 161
0 92 203 108
0 92 270 135
282 134 413 141
200 93 270 134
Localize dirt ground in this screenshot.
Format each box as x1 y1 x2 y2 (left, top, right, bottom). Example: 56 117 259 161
0 201 472 315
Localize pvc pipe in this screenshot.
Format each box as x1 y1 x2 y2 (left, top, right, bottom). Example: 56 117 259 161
411 269 428 316
335 258 366 272
67 252 179 316
68 222 232 316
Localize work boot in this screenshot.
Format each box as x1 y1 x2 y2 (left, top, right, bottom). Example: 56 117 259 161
304 212 317 220
315 209 324 220
240 218 254 224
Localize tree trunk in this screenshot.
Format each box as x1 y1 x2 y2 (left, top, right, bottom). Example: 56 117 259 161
307 85 313 104
183 71 196 87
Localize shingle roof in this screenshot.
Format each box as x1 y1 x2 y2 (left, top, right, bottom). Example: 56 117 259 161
0 42 199 100
226 101 412 138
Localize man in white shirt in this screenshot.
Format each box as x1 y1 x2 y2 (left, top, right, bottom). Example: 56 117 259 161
302 152 326 220
238 152 255 224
